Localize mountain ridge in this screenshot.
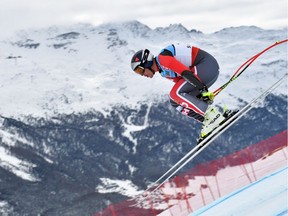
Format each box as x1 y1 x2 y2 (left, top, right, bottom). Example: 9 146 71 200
0 21 287 215
0 21 286 119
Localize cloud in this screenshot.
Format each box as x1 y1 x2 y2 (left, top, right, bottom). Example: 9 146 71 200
0 0 286 39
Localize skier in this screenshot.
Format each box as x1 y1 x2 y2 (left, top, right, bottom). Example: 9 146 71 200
130 44 228 136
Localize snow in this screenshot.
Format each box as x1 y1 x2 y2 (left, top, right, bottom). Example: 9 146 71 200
0 201 13 216
0 127 33 147
156 146 287 215
0 23 286 119
96 177 144 197
0 146 39 181
189 167 287 216
0 125 40 181
121 102 152 153
93 139 287 215
0 22 287 213
0 118 53 177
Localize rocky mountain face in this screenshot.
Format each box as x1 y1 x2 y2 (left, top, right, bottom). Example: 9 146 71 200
0 21 287 215
0 94 287 215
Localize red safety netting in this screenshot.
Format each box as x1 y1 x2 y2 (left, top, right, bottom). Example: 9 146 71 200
94 130 287 216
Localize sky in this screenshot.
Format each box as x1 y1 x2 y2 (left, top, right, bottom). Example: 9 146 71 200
0 0 287 39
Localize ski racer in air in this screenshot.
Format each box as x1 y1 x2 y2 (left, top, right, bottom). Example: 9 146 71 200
130 44 230 138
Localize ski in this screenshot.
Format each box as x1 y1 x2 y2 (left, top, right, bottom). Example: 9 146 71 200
148 74 287 193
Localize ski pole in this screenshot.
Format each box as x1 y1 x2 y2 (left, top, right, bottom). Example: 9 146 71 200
214 39 288 96
151 73 287 192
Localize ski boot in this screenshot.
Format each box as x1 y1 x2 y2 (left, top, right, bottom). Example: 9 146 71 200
222 105 238 118
199 106 225 140
198 106 238 143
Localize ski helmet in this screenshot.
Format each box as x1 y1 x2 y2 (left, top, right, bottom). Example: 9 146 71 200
131 49 154 75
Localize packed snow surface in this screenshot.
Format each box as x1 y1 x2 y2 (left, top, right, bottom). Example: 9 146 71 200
189 167 288 216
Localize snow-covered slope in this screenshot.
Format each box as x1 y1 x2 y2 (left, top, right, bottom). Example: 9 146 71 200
0 22 286 118
189 167 287 216
158 145 287 216
94 131 287 216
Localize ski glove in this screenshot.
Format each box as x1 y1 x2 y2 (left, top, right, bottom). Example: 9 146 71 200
200 91 215 104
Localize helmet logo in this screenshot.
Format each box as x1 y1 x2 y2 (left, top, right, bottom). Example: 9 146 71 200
141 49 150 65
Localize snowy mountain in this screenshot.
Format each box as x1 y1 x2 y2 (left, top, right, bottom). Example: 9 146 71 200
0 22 286 117
0 21 287 215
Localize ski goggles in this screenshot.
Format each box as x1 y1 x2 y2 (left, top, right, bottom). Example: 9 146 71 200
134 65 145 76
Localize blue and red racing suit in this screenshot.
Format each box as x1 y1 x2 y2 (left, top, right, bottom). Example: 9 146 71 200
155 44 219 122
